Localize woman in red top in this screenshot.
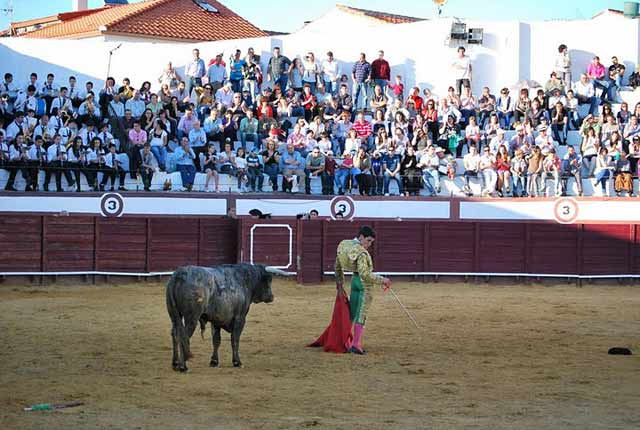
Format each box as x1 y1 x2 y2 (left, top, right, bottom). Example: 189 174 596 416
495 144 511 197
257 98 273 120
422 99 439 142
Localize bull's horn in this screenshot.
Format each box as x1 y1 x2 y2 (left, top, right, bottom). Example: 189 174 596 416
265 267 293 276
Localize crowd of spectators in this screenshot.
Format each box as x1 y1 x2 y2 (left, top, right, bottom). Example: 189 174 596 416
0 44 638 197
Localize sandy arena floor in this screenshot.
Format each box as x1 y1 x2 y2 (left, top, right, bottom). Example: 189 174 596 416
0 279 639 430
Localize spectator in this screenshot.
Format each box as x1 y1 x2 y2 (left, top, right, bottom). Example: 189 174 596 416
452 46 472 95
288 58 304 93
580 126 599 177
234 147 249 192
573 73 598 117
479 146 497 196
322 150 336 195
544 72 564 97
44 133 75 192
246 147 263 192
391 75 404 101
459 86 477 126
202 143 219 193
321 51 340 96
149 121 168 172
261 139 280 191
614 150 633 196
540 147 561 197
279 143 305 193
495 144 511 197
353 146 372 196
125 90 146 119
560 145 583 196
594 146 614 196
550 102 569 145
370 84 389 115
418 145 439 197
554 44 571 87
462 143 480 196
65 137 87 192
371 50 391 92
188 119 207 172
477 86 496 127
158 61 182 92
526 146 543 197
352 111 373 151
267 47 291 92
140 143 156 191
382 142 402 196
174 137 196 191
400 145 420 196
352 53 371 111
302 52 319 93
510 148 527 197
238 110 259 150
305 146 325 194
513 88 530 125
101 143 127 191
184 49 205 96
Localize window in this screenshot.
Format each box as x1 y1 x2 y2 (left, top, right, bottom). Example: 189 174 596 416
194 0 218 13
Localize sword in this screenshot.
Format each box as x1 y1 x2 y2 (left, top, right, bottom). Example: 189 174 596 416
387 287 421 330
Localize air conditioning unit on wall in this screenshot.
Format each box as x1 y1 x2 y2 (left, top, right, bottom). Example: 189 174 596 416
450 21 467 40
468 28 484 44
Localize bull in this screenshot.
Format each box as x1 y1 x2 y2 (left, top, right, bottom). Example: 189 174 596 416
166 264 283 372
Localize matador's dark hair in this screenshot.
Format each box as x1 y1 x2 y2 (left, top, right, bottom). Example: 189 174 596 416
358 226 376 238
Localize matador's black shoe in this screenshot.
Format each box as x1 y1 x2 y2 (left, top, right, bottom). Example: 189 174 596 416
349 346 367 355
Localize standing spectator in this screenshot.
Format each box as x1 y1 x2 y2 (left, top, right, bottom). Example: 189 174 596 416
242 55 261 97
206 55 227 94
302 52 320 93
554 44 571 87
382 143 402 196
526 146 543 197
452 46 472 95
185 49 206 96
352 53 371 111
390 75 404 102
229 50 246 94
371 50 391 93
560 145 583 196
321 51 340 96
267 47 291 92
288 58 304 93
174 137 196 191
140 143 156 191
462 144 480 196
158 61 182 91
510 149 527 197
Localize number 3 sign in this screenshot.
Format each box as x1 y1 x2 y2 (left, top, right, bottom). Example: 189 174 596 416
100 193 125 217
553 198 579 224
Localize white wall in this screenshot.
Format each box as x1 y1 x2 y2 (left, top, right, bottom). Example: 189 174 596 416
0 12 637 95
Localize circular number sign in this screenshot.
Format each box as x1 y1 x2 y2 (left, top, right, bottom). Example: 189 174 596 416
330 196 356 220
553 197 579 224
100 193 125 218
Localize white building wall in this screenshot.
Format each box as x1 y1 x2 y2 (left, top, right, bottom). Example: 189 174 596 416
0 12 637 95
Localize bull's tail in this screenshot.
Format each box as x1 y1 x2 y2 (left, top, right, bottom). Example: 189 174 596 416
166 271 190 371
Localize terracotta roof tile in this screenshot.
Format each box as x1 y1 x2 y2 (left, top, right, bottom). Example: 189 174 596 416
335 4 424 24
22 0 266 42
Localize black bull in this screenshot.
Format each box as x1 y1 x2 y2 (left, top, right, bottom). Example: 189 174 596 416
166 264 276 372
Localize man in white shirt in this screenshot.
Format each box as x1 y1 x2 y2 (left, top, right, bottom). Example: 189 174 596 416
1 73 19 112
40 73 59 113
15 85 38 114
479 146 497 196
23 73 39 97
547 88 567 111
215 81 234 109
27 136 47 191
78 122 98 148
418 145 441 196
77 81 94 102
462 143 480 196
572 74 598 116
50 87 72 115
534 126 555 149
321 51 340 96
44 134 75 192
6 112 26 140
452 46 472 95
100 143 127 191
302 52 319 93
125 90 146 119
32 115 50 141
67 76 81 108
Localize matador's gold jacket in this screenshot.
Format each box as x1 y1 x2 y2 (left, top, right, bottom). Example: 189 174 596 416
334 239 384 290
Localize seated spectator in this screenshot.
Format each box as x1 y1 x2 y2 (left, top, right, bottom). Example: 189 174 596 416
322 150 336 195
418 145 439 196
594 146 614 196
587 56 614 104
246 148 263 192
279 143 305 193
261 139 280 191
513 89 531 124
100 143 127 192
461 115 481 156
477 86 496 128
459 86 477 126
561 145 583 196
149 121 168 172
580 126 599 177
382 143 403 196
140 143 157 191
218 140 237 177
495 145 511 197
234 147 249 192
203 143 219 193
439 114 460 155
422 98 439 141
540 147 561 197
629 136 640 176
550 102 568 145
238 109 259 150
573 73 598 117
125 90 146 119
629 65 640 90
614 150 633 197
305 146 326 195
496 88 514 130
479 146 497 196
462 144 480 196
400 145 420 196
174 137 196 191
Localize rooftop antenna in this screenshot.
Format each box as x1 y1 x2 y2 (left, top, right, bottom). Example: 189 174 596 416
1 0 14 19
433 0 447 17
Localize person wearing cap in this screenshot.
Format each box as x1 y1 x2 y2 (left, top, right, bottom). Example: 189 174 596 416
334 226 391 355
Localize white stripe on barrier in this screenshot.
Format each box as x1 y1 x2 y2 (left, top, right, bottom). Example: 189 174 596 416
323 271 640 279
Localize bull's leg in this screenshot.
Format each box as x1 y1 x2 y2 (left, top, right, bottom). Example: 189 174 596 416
171 322 181 371
210 326 221 368
230 317 246 368
184 318 198 361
